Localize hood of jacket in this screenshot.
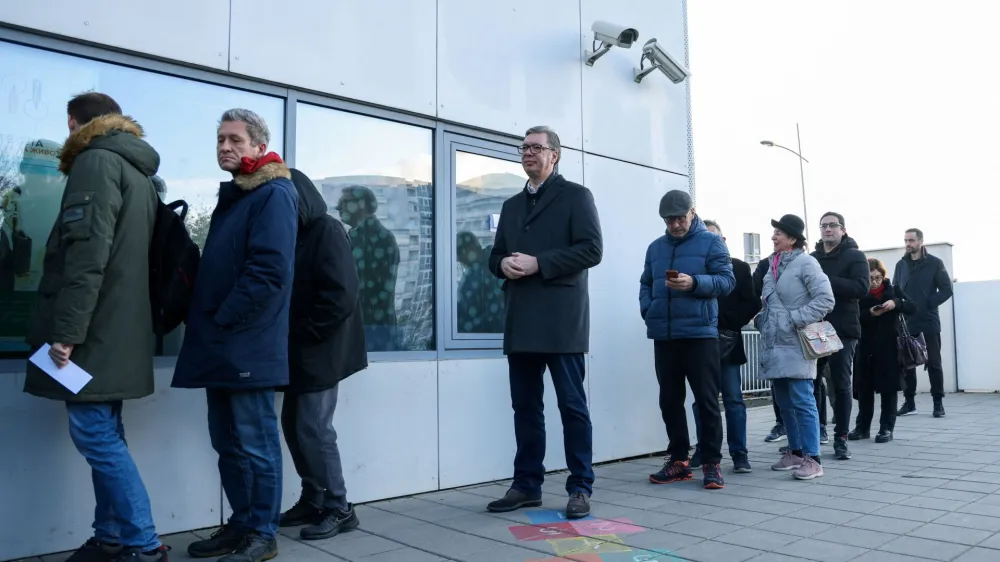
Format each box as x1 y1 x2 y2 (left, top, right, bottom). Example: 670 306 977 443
665 213 707 245
289 168 330 227
814 234 860 258
59 114 160 177
233 158 292 192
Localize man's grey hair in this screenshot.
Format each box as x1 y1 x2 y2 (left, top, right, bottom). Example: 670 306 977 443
525 125 561 155
219 108 270 146
703 219 723 237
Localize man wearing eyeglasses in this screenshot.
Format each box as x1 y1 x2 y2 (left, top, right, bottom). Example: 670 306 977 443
486 126 603 520
811 212 869 461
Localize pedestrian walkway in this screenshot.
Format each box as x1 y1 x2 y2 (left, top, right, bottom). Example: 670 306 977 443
36 393 1000 561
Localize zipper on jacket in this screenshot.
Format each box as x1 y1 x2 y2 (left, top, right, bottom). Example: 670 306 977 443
665 236 691 340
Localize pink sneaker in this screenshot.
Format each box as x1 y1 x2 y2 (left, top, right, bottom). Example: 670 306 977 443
793 456 824 480
771 452 803 471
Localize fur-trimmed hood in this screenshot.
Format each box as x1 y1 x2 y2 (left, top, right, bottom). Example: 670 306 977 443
234 161 292 191
59 114 159 177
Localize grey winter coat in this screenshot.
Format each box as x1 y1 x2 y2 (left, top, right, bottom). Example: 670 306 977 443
756 251 835 381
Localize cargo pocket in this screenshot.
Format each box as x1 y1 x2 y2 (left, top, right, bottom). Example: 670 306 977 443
60 191 96 242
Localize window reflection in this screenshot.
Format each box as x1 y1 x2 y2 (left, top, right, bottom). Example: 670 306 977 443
296 103 434 352
453 151 525 335
0 40 284 357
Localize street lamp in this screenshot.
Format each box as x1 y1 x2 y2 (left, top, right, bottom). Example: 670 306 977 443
760 123 810 241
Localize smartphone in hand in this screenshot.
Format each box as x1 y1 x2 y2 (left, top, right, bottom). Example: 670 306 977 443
666 270 679 280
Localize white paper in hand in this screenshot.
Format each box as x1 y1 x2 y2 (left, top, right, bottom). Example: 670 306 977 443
29 344 93 394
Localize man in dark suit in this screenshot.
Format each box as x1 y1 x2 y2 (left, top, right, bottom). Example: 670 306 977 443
689 220 761 474
485 125 603 520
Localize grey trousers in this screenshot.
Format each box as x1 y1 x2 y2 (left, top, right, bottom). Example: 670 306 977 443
281 386 348 511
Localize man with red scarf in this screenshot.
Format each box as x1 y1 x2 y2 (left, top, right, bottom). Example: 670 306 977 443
173 109 298 562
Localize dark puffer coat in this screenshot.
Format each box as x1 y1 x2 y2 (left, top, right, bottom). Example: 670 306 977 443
285 169 367 393
811 235 869 340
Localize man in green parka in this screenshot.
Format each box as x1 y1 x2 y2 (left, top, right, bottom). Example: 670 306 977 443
24 92 167 562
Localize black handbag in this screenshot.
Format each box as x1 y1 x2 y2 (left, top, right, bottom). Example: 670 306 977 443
897 316 928 370
719 328 740 361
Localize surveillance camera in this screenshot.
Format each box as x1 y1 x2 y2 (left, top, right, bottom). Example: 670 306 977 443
585 20 639 67
634 38 690 84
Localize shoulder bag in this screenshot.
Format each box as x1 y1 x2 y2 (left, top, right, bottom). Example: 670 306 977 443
797 320 844 360
896 316 928 370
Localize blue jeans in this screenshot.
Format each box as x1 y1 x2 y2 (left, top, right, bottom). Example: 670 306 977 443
692 362 747 456
66 402 160 550
207 389 283 539
771 378 820 457
508 353 594 497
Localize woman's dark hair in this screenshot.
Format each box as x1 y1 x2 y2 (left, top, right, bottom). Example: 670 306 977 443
868 258 887 278
775 228 807 250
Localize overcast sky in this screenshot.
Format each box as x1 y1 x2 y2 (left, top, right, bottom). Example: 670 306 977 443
687 0 1000 281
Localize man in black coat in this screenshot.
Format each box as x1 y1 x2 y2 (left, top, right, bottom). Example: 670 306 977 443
278 169 368 541
893 228 953 418
811 212 869 460
690 220 761 474
485 125 603 519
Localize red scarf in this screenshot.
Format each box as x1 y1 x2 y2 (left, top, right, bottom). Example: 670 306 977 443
869 283 885 301
239 152 284 174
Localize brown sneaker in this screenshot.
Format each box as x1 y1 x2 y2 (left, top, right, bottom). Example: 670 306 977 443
793 457 824 480
771 452 803 471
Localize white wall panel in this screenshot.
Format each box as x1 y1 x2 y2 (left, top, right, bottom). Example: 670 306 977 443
584 154 695 462
559 147 585 185
0 1 230 69
954 281 999 391
0 369 221 561
437 0 584 149
229 0 437 115
580 0 689 172
863 243 957 394
279 361 439 509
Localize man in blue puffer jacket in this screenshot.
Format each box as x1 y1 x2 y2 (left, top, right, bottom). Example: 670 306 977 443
640 190 735 490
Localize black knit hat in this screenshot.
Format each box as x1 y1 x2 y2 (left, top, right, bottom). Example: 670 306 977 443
771 214 806 242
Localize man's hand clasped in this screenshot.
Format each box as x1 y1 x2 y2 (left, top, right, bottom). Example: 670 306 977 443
502 253 540 279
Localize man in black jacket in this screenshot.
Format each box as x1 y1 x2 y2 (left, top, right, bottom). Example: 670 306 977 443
689 220 761 474
894 228 953 418
278 169 368 541
811 212 869 460
486 125 603 520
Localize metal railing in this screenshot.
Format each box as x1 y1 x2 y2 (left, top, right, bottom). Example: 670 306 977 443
740 330 771 396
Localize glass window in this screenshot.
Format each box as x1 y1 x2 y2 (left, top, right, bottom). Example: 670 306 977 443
295 102 434 352
452 151 525 338
0 40 284 358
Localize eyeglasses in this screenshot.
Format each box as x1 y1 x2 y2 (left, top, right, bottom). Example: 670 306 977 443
517 143 554 155
820 222 842 230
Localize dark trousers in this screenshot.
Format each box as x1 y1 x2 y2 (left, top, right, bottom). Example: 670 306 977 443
508 353 594 497
856 386 898 432
816 338 857 436
654 339 723 465
207 389 283 540
281 385 348 511
903 331 945 399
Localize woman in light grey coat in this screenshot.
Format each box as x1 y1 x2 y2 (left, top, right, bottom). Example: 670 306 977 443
754 214 834 480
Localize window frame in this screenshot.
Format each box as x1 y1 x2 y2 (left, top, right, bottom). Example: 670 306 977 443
436 133 525 351
0 25 526 371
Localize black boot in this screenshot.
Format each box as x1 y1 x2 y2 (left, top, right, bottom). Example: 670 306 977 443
875 424 893 443
897 398 916 416
933 398 946 418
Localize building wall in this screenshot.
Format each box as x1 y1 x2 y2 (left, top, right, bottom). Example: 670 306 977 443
862 243 958 394
0 1 693 558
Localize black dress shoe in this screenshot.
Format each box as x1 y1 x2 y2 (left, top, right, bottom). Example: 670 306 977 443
848 428 870 441
300 504 360 541
566 492 591 519
487 489 542 513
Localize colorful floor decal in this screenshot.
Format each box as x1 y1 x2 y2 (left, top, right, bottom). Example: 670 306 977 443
511 509 683 561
